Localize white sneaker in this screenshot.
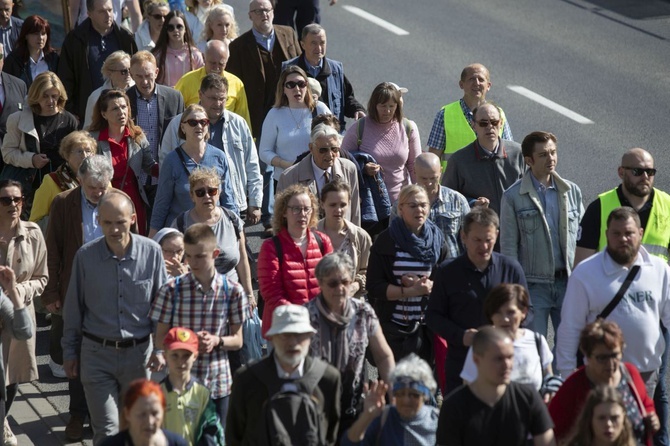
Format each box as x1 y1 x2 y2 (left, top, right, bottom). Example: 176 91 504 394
3 419 17 446
49 359 67 379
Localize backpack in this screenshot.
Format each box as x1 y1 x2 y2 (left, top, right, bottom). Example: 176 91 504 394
254 359 329 446
271 231 324 267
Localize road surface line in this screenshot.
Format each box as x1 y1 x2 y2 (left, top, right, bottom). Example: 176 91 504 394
507 85 594 124
342 5 410 36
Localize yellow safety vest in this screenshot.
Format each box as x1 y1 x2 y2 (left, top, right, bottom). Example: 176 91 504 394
598 188 670 261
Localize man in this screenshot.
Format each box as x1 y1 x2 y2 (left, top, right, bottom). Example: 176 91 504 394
500 131 584 338
161 74 263 224
428 63 513 170
282 24 365 131
226 304 341 445
0 43 26 157
442 102 524 217
68 0 143 33
277 123 360 225
0 0 22 54
437 327 555 445
557 208 670 410
127 50 184 201
58 0 137 124
42 155 113 442
62 190 167 444
174 40 251 130
150 224 248 426
227 0 301 140
426 207 528 393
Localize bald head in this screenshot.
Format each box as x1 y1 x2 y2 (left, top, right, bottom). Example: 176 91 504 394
99 190 135 214
414 152 442 198
204 41 229 75
621 148 654 168
415 152 441 171
460 63 490 82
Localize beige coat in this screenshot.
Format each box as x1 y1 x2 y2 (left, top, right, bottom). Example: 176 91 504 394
1 221 48 383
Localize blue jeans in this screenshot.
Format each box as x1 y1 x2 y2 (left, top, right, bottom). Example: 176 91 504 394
654 324 669 446
260 160 274 228
528 278 567 339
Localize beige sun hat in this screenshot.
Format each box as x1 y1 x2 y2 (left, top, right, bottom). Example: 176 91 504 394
265 304 317 337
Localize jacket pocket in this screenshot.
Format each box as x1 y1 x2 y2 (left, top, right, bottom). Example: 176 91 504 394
518 209 540 234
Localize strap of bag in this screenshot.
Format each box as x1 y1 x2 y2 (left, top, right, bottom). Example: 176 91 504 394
221 206 241 240
299 358 327 395
312 230 324 255
175 146 192 177
272 236 283 272
170 276 181 326
597 265 640 320
534 331 545 378
176 212 186 233
356 118 365 148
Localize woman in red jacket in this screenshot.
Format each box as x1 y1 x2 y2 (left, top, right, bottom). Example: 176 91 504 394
549 320 660 445
258 184 333 337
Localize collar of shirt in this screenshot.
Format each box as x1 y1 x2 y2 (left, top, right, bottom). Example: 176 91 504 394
311 156 332 182
304 58 323 77
602 245 652 276
251 27 275 51
29 50 45 65
99 126 131 142
459 98 475 125
273 354 305 379
474 139 504 160
80 187 98 210
616 184 654 214
191 271 220 293
162 375 197 393
0 21 11 32
102 233 138 260
462 251 497 273
135 86 157 102
529 172 556 194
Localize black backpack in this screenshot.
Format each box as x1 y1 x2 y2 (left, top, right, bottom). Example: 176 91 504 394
253 359 329 446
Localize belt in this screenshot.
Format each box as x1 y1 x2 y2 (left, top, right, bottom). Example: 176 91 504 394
554 269 568 279
83 332 150 349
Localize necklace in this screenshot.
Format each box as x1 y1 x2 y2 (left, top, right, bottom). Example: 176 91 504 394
287 106 309 130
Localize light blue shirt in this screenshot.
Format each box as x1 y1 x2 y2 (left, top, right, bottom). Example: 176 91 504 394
251 28 275 52
304 58 323 78
530 173 564 270
80 188 102 244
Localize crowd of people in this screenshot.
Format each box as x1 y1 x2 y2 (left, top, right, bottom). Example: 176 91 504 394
0 0 665 446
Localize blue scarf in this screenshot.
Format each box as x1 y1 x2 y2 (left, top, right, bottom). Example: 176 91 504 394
389 216 443 265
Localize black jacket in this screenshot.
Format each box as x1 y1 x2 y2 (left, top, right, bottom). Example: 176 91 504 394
3 50 59 89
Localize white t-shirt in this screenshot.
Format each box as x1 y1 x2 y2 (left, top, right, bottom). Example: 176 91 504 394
460 329 553 391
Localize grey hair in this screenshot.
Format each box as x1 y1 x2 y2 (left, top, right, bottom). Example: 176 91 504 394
315 252 355 282
310 123 341 145
301 23 325 40
389 353 437 398
78 155 113 183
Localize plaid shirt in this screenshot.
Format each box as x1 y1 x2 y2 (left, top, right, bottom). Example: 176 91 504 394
134 90 159 186
427 98 514 150
150 272 248 398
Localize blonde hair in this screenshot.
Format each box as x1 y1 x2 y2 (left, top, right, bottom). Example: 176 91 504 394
27 71 67 114
188 166 220 192
272 184 319 234
203 5 238 41
130 50 157 68
142 0 169 18
59 131 97 159
185 0 221 12
101 51 131 81
397 184 428 205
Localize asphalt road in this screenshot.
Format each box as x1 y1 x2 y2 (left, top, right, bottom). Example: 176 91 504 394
26 0 670 443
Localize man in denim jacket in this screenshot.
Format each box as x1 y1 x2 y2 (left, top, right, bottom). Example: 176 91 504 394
500 131 584 339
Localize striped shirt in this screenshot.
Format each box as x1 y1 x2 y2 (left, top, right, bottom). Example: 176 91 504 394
390 249 432 326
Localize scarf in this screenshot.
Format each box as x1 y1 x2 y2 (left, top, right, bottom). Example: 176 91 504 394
314 294 354 373
389 216 443 265
51 163 79 192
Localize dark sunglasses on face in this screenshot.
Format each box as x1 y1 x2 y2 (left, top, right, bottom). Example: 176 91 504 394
317 146 340 155
285 80 307 90
167 24 185 32
194 187 219 198
476 119 500 128
622 167 657 177
325 278 352 288
184 119 210 127
0 196 23 206
151 13 166 20
112 68 130 76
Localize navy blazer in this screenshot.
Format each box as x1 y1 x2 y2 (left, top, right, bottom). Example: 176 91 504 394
127 84 184 147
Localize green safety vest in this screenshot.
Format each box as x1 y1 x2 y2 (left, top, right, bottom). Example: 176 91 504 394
598 188 670 261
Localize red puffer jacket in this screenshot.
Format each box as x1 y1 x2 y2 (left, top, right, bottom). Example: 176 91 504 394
258 228 333 337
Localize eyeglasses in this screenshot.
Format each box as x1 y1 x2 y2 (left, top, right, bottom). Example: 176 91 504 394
194 187 219 198
162 248 184 257
325 278 352 288
183 119 210 127
167 24 185 32
111 68 130 76
317 146 339 155
284 80 307 90
288 206 313 215
151 13 167 20
73 149 93 157
0 196 23 206
476 119 500 128
251 8 273 15
592 352 622 364
622 167 657 177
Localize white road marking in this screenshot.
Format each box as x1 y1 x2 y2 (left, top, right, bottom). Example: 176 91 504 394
507 85 594 124
342 5 410 36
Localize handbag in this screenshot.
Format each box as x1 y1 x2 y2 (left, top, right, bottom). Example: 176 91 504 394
239 306 264 364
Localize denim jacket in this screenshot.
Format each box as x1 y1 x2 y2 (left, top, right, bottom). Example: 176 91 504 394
500 171 584 282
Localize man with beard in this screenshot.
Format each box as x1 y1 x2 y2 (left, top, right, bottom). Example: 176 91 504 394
225 304 342 445
556 207 670 405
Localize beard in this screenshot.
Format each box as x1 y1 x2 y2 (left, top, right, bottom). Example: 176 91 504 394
623 176 653 198
606 243 639 265
274 346 307 369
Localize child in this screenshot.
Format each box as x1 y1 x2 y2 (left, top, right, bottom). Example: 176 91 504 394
161 327 224 445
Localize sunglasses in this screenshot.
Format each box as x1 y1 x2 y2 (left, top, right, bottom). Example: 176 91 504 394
151 13 167 20
183 119 210 127
317 146 339 155
475 119 500 128
0 196 23 206
325 278 352 288
622 167 657 177
167 23 185 32
284 80 307 90
194 187 219 198
112 68 130 76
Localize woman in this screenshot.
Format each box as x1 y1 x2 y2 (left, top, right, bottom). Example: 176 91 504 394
306 252 394 433
258 184 333 337
197 5 238 52
89 89 158 235
171 167 253 297
1 71 78 218
342 353 439 446
152 228 188 279
317 181 371 297
152 10 204 87
150 104 237 235
29 131 96 229
83 51 135 130
341 82 421 204
100 379 187 446
565 386 637 446
2 15 59 89
259 65 330 182
185 0 227 38
549 320 660 445
366 184 446 363
459 284 553 393
135 0 170 51
0 180 48 445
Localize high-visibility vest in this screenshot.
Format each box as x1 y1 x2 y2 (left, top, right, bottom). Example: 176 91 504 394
598 188 670 261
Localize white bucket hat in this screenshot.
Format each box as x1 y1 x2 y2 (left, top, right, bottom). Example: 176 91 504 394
265 305 317 337
389 82 408 95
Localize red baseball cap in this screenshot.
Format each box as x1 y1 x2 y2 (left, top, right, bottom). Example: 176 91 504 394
163 327 198 353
